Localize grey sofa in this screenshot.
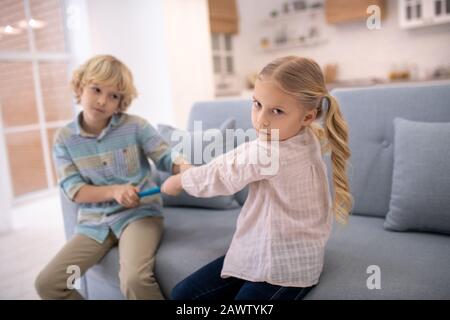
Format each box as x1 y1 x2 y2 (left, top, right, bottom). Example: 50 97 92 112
60 81 450 299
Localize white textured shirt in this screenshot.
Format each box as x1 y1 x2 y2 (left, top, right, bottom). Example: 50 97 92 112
181 126 333 287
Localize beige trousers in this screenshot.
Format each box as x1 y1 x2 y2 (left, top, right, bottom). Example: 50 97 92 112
35 216 164 300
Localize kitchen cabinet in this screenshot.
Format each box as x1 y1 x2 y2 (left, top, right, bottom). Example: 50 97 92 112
208 0 239 34
399 0 450 28
325 0 385 24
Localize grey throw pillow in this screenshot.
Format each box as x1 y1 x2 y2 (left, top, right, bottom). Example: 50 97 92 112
384 118 450 235
156 118 239 209
156 171 239 210
235 187 249 206
157 118 236 165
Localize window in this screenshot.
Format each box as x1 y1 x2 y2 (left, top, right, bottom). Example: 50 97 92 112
211 33 239 96
211 33 234 76
0 0 74 198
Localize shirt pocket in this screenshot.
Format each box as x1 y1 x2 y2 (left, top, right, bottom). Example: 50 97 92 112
114 145 140 177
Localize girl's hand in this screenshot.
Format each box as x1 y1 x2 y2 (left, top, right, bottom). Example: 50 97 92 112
112 184 140 208
161 174 183 196
172 162 193 174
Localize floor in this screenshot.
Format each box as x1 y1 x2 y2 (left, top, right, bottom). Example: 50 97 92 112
0 192 65 300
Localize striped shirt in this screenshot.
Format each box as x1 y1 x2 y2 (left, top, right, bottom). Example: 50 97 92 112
54 112 178 243
182 126 333 287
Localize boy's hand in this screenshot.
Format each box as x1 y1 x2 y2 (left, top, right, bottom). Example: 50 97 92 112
112 184 140 208
161 174 183 196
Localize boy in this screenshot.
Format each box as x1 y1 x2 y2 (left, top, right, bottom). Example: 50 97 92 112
35 55 190 299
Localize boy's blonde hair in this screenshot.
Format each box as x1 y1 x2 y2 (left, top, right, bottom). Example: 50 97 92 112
71 54 138 112
259 56 353 224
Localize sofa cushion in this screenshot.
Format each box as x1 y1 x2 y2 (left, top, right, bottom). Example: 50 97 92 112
234 187 249 206
158 117 236 165
84 212 450 300
85 256 124 300
187 100 253 133
306 215 450 299
156 118 239 209
156 171 239 209
331 82 450 217
84 206 239 299
383 118 450 235
155 207 239 298
187 100 261 207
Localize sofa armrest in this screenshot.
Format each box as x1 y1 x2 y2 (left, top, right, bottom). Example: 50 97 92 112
59 189 79 240
58 189 90 298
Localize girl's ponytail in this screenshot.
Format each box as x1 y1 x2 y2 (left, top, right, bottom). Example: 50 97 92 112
322 94 353 224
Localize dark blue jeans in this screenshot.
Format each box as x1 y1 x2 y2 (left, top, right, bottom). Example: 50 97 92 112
171 256 315 300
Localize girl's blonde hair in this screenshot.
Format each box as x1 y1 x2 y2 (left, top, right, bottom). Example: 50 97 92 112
71 54 138 112
259 56 353 224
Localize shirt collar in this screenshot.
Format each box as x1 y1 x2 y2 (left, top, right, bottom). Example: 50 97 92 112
257 126 310 147
283 126 310 145
75 112 122 140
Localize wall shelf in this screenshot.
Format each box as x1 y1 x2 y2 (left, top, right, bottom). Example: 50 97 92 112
260 7 324 26
258 38 327 53
257 2 327 54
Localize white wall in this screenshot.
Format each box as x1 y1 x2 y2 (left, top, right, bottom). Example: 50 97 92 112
86 0 175 126
163 0 214 128
0 111 12 233
68 0 214 128
234 0 450 84
65 0 91 68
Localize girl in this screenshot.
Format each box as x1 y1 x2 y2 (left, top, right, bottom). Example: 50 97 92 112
162 56 353 300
